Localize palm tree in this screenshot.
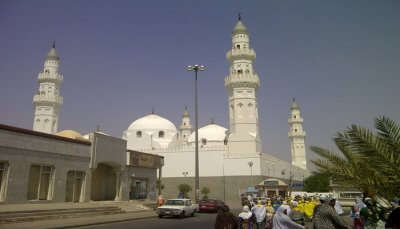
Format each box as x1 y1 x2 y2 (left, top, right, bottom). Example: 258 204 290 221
311 116 400 202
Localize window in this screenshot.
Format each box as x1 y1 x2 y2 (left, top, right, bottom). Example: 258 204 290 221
158 131 165 138
294 115 296 119
184 122 186 126
0 162 9 201
236 44 240 49
201 138 207 145
238 69 243 74
65 171 85 202
45 70 49 73
136 131 142 138
248 103 253 107
27 165 54 200
295 129 298 132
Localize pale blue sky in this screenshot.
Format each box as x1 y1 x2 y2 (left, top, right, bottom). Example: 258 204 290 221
0 0 399 162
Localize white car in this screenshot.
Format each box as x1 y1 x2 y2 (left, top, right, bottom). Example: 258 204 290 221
157 199 197 218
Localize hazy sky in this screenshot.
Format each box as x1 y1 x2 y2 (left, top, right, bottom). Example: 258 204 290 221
1 0 399 163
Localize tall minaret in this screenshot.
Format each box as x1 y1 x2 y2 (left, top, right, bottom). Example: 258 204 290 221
288 98 307 170
225 15 261 154
32 41 63 134
178 106 192 143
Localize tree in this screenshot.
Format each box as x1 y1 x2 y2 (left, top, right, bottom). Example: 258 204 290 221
178 183 192 198
311 116 400 202
303 173 330 192
201 187 210 200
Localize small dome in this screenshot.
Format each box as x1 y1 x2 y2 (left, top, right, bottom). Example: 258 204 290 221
233 20 248 35
290 98 300 110
56 130 86 140
188 124 227 143
45 47 60 61
128 114 177 132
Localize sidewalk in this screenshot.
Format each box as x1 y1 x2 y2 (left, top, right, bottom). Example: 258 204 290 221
1 210 157 229
0 200 154 213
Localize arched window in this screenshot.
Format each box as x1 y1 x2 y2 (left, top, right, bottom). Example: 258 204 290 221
136 131 142 138
236 44 240 49
201 138 207 145
294 115 296 119
237 69 243 74
159 131 165 138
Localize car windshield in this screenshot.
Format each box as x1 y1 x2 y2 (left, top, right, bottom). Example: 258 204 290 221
165 200 184 205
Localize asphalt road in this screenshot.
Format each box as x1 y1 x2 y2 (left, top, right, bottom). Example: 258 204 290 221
73 212 219 229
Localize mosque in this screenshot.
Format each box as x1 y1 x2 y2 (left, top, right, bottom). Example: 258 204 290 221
0 16 309 204
120 17 310 201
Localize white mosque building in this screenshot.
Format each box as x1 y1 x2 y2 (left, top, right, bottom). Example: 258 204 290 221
122 16 309 201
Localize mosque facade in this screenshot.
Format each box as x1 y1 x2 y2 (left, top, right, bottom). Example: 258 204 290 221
122 17 309 202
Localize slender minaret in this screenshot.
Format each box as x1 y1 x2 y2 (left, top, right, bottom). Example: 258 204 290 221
178 106 192 143
288 98 307 170
225 15 261 154
33 41 63 134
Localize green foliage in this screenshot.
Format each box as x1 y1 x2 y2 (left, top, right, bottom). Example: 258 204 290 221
311 116 400 202
201 187 210 200
303 173 330 192
178 183 192 198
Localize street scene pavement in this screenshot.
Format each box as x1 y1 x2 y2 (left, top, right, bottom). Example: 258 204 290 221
74 212 218 229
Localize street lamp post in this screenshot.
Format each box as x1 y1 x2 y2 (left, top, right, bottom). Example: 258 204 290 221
186 64 205 203
248 161 254 186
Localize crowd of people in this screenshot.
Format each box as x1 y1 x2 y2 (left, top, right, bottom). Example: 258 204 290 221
215 194 400 229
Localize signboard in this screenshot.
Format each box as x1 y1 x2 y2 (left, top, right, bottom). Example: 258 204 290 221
129 151 162 168
264 180 279 187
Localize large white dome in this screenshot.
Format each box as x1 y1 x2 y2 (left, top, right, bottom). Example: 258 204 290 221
188 124 227 143
128 114 177 132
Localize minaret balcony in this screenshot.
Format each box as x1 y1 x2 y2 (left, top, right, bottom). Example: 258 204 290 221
288 132 306 138
224 72 260 88
38 72 63 83
288 117 304 123
226 48 256 61
33 95 63 105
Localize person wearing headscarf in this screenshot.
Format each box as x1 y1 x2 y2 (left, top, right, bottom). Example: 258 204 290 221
312 196 350 229
272 205 304 229
215 205 238 229
238 205 253 229
251 201 266 229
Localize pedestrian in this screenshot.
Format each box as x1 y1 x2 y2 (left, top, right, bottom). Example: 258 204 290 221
386 197 400 229
272 205 304 229
289 200 305 226
312 196 350 229
251 201 266 229
238 205 253 229
215 205 238 229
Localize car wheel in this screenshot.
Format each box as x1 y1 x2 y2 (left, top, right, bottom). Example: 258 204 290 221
180 211 185 218
158 214 163 218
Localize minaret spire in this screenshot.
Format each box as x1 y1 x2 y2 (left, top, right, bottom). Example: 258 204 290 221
33 45 64 134
225 15 261 154
288 99 307 170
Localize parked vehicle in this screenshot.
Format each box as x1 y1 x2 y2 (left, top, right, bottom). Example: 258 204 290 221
157 199 197 218
199 199 227 213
